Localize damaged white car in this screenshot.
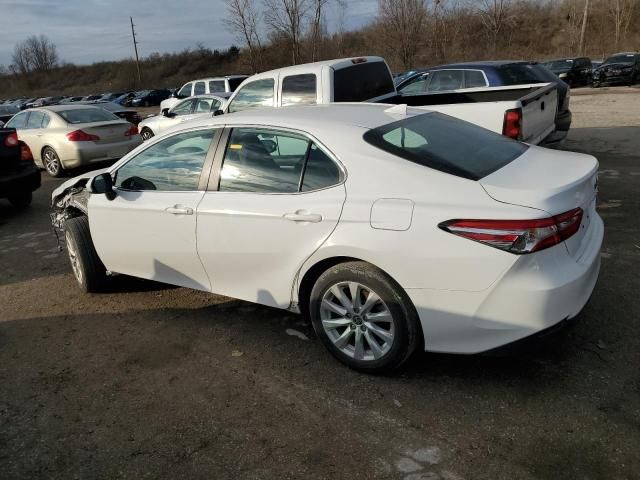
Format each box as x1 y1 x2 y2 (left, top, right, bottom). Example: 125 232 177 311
52 104 603 372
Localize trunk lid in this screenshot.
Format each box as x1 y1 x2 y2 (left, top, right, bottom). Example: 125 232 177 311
480 145 599 258
78 121 131 145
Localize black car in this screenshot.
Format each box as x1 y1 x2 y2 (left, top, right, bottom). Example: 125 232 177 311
0 104 20 125
94 101 142 125
130 89 171 107
540 57 592 87
0 128 40 207
592 52 640 87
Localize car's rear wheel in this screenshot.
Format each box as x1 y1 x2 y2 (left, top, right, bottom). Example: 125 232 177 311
7 192 32 208
43 147 63 177
140 127 154 141
64 216 108 293
309 261 420 373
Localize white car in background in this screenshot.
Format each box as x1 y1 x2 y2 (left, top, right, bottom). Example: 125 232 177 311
139 94 230 140
160 75 247 113
51 104 602 373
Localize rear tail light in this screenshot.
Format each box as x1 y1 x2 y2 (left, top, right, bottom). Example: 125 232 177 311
66 130 100 141
124 125 139 136
439 208 583 254
5 132 18 147
502 108 522 140
20 143 33 161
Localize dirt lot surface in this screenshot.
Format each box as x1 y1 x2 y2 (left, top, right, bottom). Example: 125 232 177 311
1 91 639 480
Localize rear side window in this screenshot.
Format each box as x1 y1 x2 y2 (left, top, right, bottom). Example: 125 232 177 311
194 82 206 95
333 61 395 102
26 111 45 129
41 113 51 128
464 70 487 88
209 80 226 92
227 79 274 113
282 74 317 106
363 112 528 181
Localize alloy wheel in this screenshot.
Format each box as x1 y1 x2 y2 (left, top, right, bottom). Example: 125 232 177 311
141 129 154 141
320 281 395 361
65 232 83 285
44 149 60 176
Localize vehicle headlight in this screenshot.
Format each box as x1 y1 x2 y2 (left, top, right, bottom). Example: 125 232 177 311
558 73 568 78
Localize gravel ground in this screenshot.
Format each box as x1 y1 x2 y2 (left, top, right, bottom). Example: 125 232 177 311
1 90 639 480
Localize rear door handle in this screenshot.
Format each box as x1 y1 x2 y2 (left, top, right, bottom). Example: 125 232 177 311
165 205 193 215
283 211 323 223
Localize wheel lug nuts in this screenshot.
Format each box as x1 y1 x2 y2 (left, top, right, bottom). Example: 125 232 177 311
360 325 367 332
346 313 351 318
350 324 356 330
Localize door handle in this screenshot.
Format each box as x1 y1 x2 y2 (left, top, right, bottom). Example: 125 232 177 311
165 205 193 215
283 210 323 223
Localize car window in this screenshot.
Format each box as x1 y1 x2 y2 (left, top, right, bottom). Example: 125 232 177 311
171 99 194 115
301 144 342 191
282 74 317 106
5 111 28 129
464 70 487 88
427 70 464 91
228 77 246 91
209 80 226 92
115 129 215 191
219 128 309 193
399 74 429 94
26 111 45 129
58 108 119 124
194 82 206 95
363 112 528 181
227 79 274 113
497 64 546 84
192 98 215 113
333 61 395 102
41 113 51 128
177 83 192 98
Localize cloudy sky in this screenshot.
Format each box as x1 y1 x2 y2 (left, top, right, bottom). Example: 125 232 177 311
0 0 378 67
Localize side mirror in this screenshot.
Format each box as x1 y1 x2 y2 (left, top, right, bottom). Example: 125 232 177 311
91 172 116 201
161 108 170 117
213 109 224 116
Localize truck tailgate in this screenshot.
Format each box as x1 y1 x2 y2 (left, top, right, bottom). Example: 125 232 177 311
518 83 557 145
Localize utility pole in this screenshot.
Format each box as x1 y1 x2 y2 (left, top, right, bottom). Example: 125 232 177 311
578 0 590 56
130 16 141 86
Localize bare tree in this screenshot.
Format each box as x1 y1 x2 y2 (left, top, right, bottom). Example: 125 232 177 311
11 35 59 74
227 0 263 73
263 0 308 64
377 0 428 70
310 0 328 61
429 0 464 63
477 0 512 56
608 0 636 50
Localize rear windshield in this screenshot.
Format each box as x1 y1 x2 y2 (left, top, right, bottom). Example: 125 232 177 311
362 112 528 181
228 77 246 91
497 63 550 85
58 108 119 124
604 54 636 64
333 61 395 102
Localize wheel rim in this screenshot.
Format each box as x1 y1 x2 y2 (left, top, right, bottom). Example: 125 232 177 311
65 232 83 284
44 149 59 175
320 281 395 361
142 129 153 140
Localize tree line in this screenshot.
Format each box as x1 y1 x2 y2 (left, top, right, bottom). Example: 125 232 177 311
1 0 638 97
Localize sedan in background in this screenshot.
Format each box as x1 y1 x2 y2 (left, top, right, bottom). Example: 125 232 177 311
5 105 141 177
93 101 142 125
540 57 592 87
51 104 602 373
138 94 229 140
130 89 171 107
592 52 640 87
0 104 20 124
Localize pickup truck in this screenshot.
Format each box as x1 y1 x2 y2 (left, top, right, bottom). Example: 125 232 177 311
0 128 41 207
220 56 559 145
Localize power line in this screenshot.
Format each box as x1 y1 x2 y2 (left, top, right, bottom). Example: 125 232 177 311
130 16 141 86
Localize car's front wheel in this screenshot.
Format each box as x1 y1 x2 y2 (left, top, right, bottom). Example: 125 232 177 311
309 261 421 373
8 192 32 208
64 216 108 293
140 127 154 141
42 147 63 177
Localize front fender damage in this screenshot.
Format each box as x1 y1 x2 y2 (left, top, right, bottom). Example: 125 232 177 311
50 180 91 250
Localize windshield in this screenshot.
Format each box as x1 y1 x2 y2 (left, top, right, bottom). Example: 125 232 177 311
363 112 528 181
604 54 636 65
58 108 120 124
135 90 150 97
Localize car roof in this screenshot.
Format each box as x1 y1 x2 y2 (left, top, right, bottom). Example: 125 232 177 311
189 75 249 82
414 60 535 72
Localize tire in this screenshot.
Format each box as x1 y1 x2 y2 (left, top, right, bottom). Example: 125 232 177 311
141 127 154 141
64 216 108 293
309 261 421 373
42 146 63 177
8 192 32 208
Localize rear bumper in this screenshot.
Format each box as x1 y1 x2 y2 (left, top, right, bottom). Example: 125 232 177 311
407 213 603 354
541 109 572 144
0 164 41 197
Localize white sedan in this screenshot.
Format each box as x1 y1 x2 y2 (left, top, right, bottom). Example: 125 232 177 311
138 94 230 141
51 104 603 373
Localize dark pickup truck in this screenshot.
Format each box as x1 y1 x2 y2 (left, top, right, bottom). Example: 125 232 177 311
0 128 41 207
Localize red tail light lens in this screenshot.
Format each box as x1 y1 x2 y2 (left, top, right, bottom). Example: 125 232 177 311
20 143 33 161
5 132 18 147
66 130 100 142
439 208 583 254
502 108 522 140
124 125 139 136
